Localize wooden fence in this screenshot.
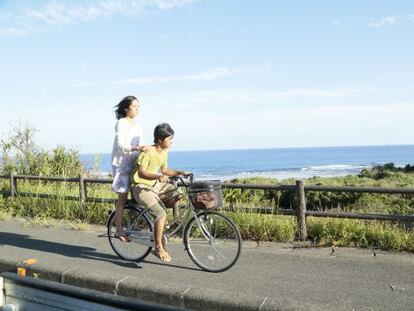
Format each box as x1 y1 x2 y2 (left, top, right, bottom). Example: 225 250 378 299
1 173 414 241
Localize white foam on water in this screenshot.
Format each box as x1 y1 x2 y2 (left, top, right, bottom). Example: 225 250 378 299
302 164 365 171
196 164 373 181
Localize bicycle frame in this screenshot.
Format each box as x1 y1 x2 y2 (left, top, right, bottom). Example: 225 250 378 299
126 174 213 246
108 174 242 272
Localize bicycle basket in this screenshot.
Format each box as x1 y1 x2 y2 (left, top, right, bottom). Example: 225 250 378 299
188 180 223 210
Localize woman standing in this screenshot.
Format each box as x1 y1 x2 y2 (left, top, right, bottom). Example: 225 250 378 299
111 96 149 242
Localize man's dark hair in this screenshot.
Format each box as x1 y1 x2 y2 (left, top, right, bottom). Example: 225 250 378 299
114 95 138 119
154 123 174 143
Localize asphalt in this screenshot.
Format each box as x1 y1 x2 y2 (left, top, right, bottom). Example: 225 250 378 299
0 219 413 311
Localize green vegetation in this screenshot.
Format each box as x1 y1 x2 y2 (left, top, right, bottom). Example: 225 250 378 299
0 121 413 252
0 179 113 224
1 120 85 177
308 218 414 252
1 165 413 252
229 212 297 243
220 168 414 252
223 170 414 215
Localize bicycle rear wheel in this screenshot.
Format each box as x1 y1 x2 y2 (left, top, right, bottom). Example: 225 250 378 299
108 205 153 261
184 211 242 272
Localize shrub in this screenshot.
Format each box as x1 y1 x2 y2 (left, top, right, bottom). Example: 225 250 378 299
308 218 414 252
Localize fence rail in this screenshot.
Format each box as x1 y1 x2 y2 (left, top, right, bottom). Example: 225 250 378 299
1 173 413 241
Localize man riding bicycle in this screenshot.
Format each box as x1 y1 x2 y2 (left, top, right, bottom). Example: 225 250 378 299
130 123 187 262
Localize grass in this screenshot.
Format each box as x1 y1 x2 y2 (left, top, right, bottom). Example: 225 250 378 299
0 179 112 224
0 209 12 221
228 212 297 243
23 217 59 228
69 221 91 231
307 217 414 252
0 172 413 252
224 173 414 215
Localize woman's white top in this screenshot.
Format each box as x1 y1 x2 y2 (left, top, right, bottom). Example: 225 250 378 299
111 118 145 174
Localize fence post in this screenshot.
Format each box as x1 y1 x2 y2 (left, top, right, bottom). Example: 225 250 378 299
83 176 88 201
10 171 17 198
79 174 86 207
296 180 307 241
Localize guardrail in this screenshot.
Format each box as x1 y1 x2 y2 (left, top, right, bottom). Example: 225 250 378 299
0 272 185 311
1 173 413 241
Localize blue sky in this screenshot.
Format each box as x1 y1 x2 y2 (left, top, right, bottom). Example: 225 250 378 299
0 0 413 153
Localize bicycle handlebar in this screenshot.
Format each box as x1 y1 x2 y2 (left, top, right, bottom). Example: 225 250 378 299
168 173 194 185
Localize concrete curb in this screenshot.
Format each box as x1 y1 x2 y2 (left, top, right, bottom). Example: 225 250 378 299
0 258 339 311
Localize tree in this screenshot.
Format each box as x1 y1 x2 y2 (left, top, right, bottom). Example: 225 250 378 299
1 119 39 174
0 119 85 176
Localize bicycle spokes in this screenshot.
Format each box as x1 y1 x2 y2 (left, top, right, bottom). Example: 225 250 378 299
108 206 153 261
184 212 242 272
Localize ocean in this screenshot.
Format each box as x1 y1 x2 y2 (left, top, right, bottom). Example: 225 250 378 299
80 145 414 181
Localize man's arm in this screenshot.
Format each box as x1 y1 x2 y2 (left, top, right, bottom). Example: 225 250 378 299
161 167 186 177
138 166 168 182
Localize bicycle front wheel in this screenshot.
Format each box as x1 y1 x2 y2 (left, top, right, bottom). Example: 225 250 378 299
184 211 242 272
108 205 153 261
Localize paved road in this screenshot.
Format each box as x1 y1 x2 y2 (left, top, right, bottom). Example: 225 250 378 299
0 219 413 310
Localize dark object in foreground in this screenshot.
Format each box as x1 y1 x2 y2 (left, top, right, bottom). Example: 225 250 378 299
0 272 186 311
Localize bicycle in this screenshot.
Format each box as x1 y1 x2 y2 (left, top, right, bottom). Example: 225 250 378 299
107 174 242 272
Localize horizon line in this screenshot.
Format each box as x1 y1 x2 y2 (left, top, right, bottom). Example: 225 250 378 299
80 143 414 155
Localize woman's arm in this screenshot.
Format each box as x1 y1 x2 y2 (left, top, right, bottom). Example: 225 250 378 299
136 145 150 152
133 125 150 152
115 120 133 153
116 120 148 152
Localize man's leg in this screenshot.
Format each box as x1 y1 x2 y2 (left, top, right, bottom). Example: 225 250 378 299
152 207 171 262
132 185 171 262
154 215 166 248
158 183 183 219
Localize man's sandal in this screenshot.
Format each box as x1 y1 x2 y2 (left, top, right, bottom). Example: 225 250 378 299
152 249 171 262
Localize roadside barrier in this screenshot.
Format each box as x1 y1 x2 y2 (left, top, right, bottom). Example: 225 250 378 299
1 173 413 241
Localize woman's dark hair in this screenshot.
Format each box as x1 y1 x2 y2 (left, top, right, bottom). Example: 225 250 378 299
154 123 174 143
114 95 138 119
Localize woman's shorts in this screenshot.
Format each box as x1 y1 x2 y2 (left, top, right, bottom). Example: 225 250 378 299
131 182 181 220
111 165 131 193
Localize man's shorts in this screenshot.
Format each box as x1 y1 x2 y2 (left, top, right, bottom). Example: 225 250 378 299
131 182 181 220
